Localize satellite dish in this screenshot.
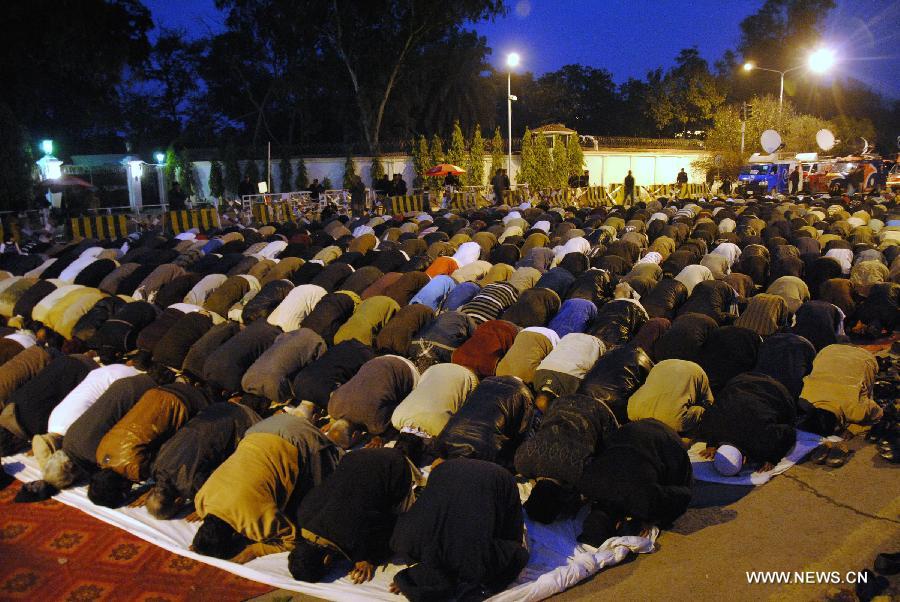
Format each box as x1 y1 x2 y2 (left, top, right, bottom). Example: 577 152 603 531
860 137 869 155
816 129 835 152
761 129 782 154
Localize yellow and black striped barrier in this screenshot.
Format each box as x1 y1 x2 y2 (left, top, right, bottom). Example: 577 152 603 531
70 214 130 240
166 208 221 234
387 195 425 215
251 202 295 225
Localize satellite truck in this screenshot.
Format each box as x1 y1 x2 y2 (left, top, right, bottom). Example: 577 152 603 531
736 128 840 196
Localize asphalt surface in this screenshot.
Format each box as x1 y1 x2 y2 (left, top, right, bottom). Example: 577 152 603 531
250 433 899 602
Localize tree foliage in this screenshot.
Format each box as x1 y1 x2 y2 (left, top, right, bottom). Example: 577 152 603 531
208 160 225 200
412 135 430 188
319 0 504 152
567 133 585 179
342 154 357 189
280 149 293 193
532 132 552 189
489 127 505 177
370 156 386 186
466 126 485 186
647 48 726 134
243 159 260 187
518 127 534 186
551 136 569 188
0 103 34 212
223 142 241 198
448 120 467 168
295 157 309 190
0 0 152 151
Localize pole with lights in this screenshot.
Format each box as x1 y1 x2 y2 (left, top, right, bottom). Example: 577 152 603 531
506 52 519 186
154 152 168 208
742 48 836 116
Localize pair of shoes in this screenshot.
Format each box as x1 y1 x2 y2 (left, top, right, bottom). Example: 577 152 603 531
874 551 900 575
877 440 898 463
811 442 851 467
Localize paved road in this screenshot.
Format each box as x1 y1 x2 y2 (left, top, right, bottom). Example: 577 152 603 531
251 435 899 602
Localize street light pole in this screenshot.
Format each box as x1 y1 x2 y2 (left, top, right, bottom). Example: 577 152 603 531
743 49 835 117
506 52 520 189
507 70 513 180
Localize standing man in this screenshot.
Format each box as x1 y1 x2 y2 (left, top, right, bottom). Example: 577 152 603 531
789 166 801 195
308 179 324 202
721 175 732 196
491 168 507 205
350 175 367 217
676 168 688 196
624 170 635 206
391 174 407 196
168 182 187 211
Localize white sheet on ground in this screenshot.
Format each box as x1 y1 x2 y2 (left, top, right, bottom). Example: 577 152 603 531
3 454 656 601
688 429 838 486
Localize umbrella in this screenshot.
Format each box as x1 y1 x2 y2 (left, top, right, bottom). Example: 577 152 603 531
426 163 466 177
39 176 94 192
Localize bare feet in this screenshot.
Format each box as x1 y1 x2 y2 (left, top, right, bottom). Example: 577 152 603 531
699 446 717 460
389 581 401 594
364 436 384 449
349 560 375 584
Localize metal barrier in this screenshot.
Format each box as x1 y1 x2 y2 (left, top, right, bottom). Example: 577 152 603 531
70 214 131 240
166 208 221 234
387 195 427 214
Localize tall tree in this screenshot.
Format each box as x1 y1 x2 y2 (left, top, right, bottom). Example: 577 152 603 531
209 160 225 201
518 127 534 186
448 120 467 167
647 48 726 135
321 0 505 153
0 103 34 211
466 126 485 186
566 133 585 181
280 149 294 193
429 134 445 166
551 136 569 189
370 156 386 186
489 127 505 177
0 0 152 150
223 142 241 198
412 135 430 188
120 28 205 148
342 154 357 189
532 132 552 189
244 159 261 188
295 157 310 190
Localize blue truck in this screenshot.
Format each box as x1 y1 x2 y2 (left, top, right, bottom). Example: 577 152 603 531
737 153 798 196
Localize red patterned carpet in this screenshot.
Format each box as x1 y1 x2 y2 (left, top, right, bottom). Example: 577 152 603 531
0 480 274 602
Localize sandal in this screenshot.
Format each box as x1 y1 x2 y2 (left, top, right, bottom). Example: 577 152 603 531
808 444 830 464
824 443 851 468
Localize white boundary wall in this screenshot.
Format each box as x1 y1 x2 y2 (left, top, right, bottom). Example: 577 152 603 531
190 148 708 199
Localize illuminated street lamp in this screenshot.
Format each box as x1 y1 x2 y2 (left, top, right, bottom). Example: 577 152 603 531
506 52 520 185
154 152 167 206
742 48 836 115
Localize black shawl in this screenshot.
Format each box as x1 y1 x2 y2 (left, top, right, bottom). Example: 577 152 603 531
699 373 797 465
577 418 692 526
295 448 411 563
390 458 527 602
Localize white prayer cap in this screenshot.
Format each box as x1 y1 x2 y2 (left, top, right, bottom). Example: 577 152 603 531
533 220 551 233
713 445 744 476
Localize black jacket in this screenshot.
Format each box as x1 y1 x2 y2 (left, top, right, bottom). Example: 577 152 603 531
436 375 534 468
151 402 261 498
577 346 653 424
